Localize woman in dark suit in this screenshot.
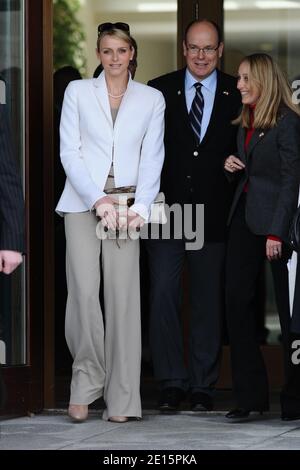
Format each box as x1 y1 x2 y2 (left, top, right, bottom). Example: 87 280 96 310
224 53 300 421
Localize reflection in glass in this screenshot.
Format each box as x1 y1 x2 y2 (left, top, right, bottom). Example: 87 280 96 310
74 0 177 82
224 0 300 80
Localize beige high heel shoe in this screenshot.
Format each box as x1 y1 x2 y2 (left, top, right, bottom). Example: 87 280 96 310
68 404 88 422
109 416 129 423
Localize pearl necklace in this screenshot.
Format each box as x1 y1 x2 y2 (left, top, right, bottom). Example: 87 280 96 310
108 92 125 99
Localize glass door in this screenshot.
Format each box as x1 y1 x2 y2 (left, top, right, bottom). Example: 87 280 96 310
224 0 300 79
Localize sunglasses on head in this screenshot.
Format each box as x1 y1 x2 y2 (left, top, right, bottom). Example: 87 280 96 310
98 22 130 36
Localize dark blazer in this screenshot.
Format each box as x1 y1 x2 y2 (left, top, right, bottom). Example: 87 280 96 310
0 104 24 252
148 68 241 242
228 108 300 241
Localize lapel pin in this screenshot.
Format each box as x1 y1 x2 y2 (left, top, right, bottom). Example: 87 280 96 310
259 132 264 138
223 90 229 95
177 90 181 95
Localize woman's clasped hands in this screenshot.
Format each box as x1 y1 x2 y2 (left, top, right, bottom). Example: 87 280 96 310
95 196 145 232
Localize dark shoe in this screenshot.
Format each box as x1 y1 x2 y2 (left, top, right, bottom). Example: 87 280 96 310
226 408 250 420
226 407 265 421
190 392 213 411
280 391 300 421
281 412 300 421
158 387 185 412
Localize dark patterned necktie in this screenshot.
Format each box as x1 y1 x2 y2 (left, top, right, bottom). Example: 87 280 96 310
189 82 204 142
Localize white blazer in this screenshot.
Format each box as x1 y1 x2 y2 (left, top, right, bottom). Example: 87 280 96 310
56 72 165 221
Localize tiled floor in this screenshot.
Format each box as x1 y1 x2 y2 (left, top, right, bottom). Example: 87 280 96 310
0 407 299 450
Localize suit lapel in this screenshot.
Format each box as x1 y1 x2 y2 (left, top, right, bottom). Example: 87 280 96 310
113 76 133 129
237 126 246 163
92 72 133 134
173 69 195 139
92 72 113 131
237 123 270 163
200 70 232 147
246 129 268 157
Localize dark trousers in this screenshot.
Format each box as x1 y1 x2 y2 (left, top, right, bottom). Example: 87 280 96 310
226 195 291 410
281 332 300 414
291 254 300 334
281 254 300 414
145 239 225 394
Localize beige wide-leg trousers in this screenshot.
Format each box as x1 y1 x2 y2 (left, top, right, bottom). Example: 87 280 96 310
64 210 141 420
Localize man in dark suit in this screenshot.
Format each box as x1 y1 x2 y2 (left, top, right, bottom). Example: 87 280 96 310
0 103 24 409
146 19 241 412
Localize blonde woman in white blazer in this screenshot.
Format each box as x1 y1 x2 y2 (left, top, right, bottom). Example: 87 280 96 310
56 23 165 423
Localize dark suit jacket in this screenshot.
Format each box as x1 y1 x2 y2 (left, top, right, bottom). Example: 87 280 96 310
148 68 241 242
0 104 24 252
227 108 300 242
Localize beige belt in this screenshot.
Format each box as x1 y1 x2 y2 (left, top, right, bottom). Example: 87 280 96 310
105 186 136 207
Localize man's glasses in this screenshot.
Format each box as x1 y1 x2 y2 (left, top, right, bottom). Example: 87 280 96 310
98 22 130 36
187 44 219 56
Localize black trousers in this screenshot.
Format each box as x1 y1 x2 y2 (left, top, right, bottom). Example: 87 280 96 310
145 238 225 394
280 332 300 414
281 254 300 414
291 254 300 334
226 195 291 410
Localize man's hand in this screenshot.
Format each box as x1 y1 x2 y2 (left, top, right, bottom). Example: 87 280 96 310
0 250 23 275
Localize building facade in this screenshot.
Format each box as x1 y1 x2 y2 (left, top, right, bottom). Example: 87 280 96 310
1 0 299 416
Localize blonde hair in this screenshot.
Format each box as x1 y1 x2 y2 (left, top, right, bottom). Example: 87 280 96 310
235 53 300 129
97 29 134 53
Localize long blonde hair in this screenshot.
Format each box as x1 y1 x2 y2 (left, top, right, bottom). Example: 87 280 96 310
235 53 300 129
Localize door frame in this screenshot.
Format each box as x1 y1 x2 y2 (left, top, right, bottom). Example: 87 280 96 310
177 0 223 66
1 0 51 416
40 0 283 410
